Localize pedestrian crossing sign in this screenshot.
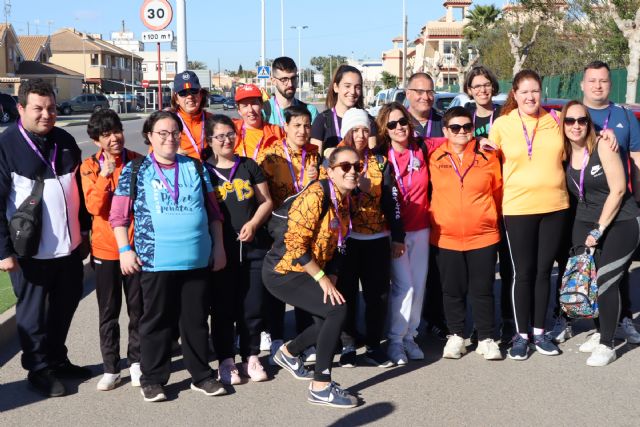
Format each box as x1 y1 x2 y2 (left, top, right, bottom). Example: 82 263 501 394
257 66 271 79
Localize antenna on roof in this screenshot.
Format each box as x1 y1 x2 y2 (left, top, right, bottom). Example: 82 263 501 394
4 0 11 26
122 20 125 32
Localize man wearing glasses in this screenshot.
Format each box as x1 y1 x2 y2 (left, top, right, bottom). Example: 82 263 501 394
405 73 444 139
265 57 318 128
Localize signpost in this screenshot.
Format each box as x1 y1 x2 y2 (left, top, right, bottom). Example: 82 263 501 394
257 65 271 79
141 80 150 112
140 0 173 109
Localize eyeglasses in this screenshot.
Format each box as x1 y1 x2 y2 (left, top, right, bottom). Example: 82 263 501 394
208 131 236 142
150 130 181 140
273 75 299 85
385 117 409 130
470 82 493 91
447 123 474 134
177 88 200 97
331 161 364 174
407 88 435 97
563 116 589 126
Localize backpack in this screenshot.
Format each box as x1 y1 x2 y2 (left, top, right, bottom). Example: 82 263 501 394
559 246 599 319
267 179 331 240
8 176 44 258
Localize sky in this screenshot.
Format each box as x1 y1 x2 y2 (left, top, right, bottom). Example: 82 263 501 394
7 0 497 72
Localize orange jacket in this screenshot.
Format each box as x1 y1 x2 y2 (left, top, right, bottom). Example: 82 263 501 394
80 149 141 260
232 118 283 159
177 109 213 160
428 140 502 251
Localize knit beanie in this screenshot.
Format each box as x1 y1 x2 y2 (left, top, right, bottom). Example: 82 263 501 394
340 108 370 139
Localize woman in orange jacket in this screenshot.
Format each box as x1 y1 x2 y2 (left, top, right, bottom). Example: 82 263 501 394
429 106 503 360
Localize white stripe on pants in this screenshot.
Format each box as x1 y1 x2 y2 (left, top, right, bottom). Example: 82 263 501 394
388 228 430 343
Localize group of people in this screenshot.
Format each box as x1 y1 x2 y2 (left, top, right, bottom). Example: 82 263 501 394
2 55 640 409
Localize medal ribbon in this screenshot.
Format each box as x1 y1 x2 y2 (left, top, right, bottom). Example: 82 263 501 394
18 119 57 176
150 152 179 204
177 111 205 155
282 139 306 193
517 110 539 159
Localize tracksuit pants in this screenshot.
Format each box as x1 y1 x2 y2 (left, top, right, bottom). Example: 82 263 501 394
10 249 84 373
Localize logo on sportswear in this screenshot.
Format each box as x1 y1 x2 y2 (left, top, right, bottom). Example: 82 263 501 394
591 165 603 177
182 73 190 80
290 360 299 370
616 123 624 128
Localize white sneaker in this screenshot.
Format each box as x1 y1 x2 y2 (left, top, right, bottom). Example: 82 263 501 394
388 342 408 365
403 338 424 360
615 317 640 344
579 333 601 353
129 363 141 387
547 316 573 343
302 346 317 363
586 344 617 367
260 331 272 352
443 335 467 359
476 338 502 360
96 373 121 391
269 339 284 366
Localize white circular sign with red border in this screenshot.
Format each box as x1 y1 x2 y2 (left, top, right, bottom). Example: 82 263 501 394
140 0 173 31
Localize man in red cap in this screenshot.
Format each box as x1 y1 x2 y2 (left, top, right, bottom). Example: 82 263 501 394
233 84 283 160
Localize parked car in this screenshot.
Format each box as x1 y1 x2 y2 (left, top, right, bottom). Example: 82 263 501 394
222 98 236 110
57 93 110 115
447 93 508 110
433 92 458 112
0 93 19 123
368 88 406 117
209 94 227 107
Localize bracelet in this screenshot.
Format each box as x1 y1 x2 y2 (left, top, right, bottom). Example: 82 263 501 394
589 229 602 242
118 245 132 254
313 270 325 282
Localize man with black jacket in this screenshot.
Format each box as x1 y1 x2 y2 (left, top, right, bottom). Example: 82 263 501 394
0 79 91 397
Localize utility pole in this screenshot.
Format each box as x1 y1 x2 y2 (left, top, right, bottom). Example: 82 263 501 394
176 0 187 72
401 0 407 88
280 0 284 56
260 0 266 88
291 25 308 95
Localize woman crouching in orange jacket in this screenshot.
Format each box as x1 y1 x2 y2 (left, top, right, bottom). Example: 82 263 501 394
428 106 503 361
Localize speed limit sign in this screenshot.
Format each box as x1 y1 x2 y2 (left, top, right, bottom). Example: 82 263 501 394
140 0 173 31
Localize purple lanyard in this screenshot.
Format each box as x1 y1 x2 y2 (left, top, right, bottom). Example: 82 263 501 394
177 112 205 155
602 103 613 131
473 108 495 132
207 156 241 183
331 108 342 142
328 179 352 251
241 124 263 160
425 109 433 138
517 110 539 160
99 148 127 169
18 119 57 176
282 139 306 192
568 147 589 201
388 145 416 198
362 149 369 174
447 152 476 188
150 153 179 204
273 96 286 127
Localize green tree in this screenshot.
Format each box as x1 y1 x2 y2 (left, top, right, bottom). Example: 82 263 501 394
380 71 398 89
463 4 501 41
238 64 244 75
187 60 207 70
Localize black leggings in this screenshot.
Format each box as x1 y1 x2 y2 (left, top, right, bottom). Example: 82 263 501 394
263 270 346 382
434 244 498 340
504 209 568 333
337 237 390 350
572 217 640 345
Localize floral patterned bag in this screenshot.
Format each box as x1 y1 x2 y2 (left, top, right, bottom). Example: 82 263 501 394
559 247 599 319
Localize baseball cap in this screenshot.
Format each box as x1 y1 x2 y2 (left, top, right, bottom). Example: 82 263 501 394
235 84 263 102
174 71 201 92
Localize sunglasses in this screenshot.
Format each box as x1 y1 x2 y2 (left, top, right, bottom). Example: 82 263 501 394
447 123 473 134
386 117 409 130
177 88 200 97
563 116 589 126
331 161 364 174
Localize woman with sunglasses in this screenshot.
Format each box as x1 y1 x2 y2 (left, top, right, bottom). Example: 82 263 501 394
170 71 213 161
310 65 377 157
488 69 569 360
562 100 640 366
110 111 227 402
429 106 502 360
335 108 405 368
204 114 274 384
375 102 431 365
262 146 359 408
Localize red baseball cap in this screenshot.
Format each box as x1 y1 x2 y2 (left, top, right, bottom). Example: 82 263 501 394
235 84 263 102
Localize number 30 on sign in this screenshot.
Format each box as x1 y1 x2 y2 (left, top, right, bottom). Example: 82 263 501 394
140 0 173 31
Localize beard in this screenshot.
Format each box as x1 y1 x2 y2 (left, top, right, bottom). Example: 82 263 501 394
277 86 296 100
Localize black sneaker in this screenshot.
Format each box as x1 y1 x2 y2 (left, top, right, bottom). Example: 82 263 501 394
273 346 314 380
140 384 166 402
429 324 449 341
362 348 394 368
52 360 92 379
190 377 227 396
27 368 65 397
339 349 357 368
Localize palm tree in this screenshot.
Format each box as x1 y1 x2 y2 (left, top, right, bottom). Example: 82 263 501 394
463 4 502 41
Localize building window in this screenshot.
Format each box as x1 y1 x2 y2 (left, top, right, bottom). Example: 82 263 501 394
165 62 176 73
443 41 461 55
91 54 99 66
141 63 148 72
105 55 111 68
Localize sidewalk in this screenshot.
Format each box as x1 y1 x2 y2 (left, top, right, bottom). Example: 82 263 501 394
1 266 640 425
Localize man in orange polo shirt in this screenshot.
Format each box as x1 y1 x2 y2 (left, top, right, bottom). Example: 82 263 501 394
233 84 283 160
80 110 143 391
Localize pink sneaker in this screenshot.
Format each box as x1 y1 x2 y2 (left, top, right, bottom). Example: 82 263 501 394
217 358 241 385
242 355 268 382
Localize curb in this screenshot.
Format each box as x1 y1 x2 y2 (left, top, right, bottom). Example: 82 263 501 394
58 115 145 128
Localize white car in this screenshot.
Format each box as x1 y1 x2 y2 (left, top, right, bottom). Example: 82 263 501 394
448 93 508 110
367 88 406 117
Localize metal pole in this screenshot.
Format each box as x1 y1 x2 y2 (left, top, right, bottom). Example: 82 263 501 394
123 78 127 114
402 0 407 88
261 0 266 88
176 0 187 72
157 42 162 110
297 27 301 93
280 0 284 56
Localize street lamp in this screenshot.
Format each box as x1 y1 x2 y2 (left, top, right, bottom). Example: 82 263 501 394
291 25 308 96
